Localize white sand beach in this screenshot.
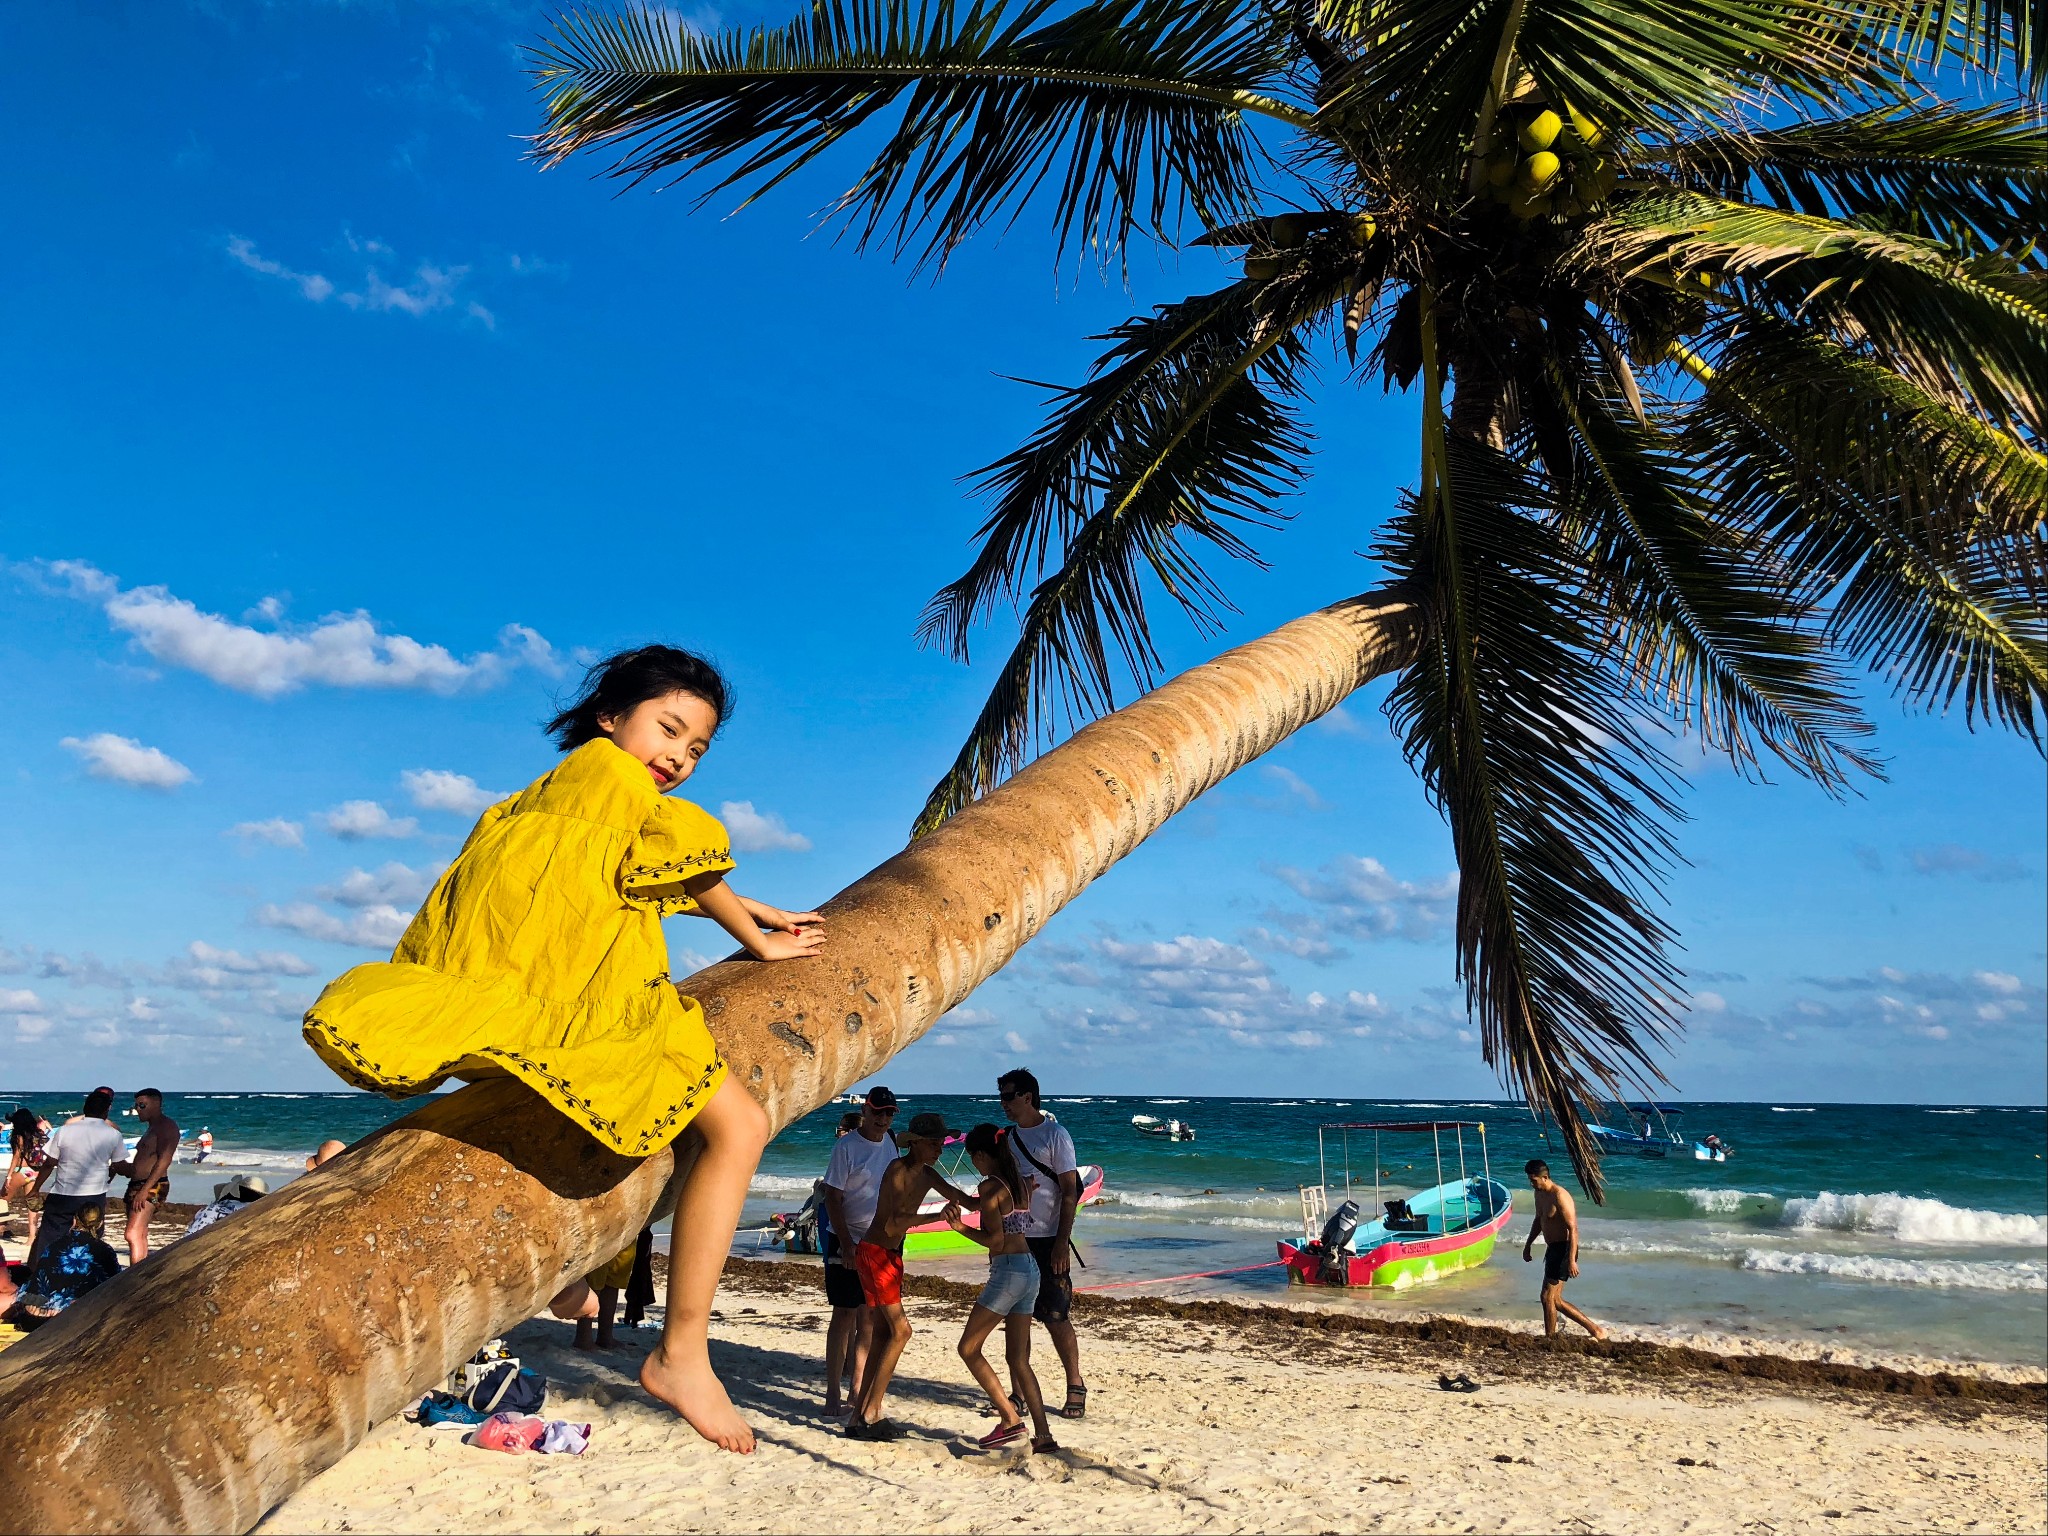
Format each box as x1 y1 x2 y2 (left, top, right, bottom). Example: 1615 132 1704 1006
258 1259 2048 1536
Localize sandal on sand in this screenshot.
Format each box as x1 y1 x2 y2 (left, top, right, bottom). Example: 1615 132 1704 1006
978 1393 1026 1419
1057 1385 1088 1420
978 1422 1028 1450
1031 1436 1061 1455
1437 1373 1481 1394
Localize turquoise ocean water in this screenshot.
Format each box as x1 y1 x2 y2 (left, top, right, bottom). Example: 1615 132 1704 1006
9 1089 2043 1370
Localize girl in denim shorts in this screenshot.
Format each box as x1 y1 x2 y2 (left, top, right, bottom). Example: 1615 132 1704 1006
946 1123 1059 1452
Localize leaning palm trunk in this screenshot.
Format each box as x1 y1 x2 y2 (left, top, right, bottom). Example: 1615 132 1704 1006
0 588 1415 1536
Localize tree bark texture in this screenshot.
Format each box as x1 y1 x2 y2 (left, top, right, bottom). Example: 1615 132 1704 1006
0 587 1418 1535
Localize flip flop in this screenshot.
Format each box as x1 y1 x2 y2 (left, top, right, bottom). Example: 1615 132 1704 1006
1031 1436 1061 1455
978 1421 1028 1450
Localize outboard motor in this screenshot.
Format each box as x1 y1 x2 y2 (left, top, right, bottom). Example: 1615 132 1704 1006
1315 1200 1362 1283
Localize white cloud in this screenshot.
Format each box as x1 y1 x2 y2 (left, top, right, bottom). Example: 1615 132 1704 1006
227 235 495 327
0 988 43 1012
1315 705 1375 739
181 941 318 980
60 733 195 790
255 902 412 949
227 817 306 849
1694 991 1727 1014
317 801 419 841
1270 855 1458 942
1974 971 2022 995
719 800 812 854
316 861 445 909
1003 1030 1031 1053
401 769 505 816
15 1015 52 1041
32 559 562 699
1258 765 1327 811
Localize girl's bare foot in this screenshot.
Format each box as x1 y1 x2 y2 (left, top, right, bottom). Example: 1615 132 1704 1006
641 1345 755 1453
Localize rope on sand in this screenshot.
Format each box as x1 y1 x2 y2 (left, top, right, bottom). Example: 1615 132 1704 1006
1077 1259 1288 1293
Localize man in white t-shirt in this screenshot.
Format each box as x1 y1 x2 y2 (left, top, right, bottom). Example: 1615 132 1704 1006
817 1086 899 1416
999 1068 1087 1419
27 1086 127 1274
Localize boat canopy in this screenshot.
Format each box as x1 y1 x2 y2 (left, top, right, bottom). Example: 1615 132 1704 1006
1317 1120 1486 1134
1624 1103 1686 1115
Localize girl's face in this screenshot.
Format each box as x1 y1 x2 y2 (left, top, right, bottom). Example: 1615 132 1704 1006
597 690 719 792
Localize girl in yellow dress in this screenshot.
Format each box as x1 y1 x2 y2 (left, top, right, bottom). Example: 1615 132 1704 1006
303 646 823 1454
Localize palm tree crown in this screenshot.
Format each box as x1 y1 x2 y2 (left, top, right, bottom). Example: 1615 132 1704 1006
530 0 2046 1190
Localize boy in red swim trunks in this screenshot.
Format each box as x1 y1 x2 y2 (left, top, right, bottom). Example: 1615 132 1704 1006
846 1111 976 1441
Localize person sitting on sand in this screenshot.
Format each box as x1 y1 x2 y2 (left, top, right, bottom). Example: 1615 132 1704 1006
299 646 825 1456
1522 1159 1605 1341
945 1124 1057 1453
185 1175 269 1237
12 1201 121 1327
305 1139 346 1171
845 1111 977 1442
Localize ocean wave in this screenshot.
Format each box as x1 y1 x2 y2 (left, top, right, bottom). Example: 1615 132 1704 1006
1770 1106 1814 1113
1093 1189 1290 1213
1781 1191 2048 1246
1739 1249 2046 1292
1927 1108 1977 1115
1685 1187 1777 1215
1149 1099 1189 1104
750 1174 821 1195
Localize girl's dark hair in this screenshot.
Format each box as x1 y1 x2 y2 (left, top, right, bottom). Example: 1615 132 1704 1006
9 1107 37 1141
964 1123 1027 1209
546 645 734 751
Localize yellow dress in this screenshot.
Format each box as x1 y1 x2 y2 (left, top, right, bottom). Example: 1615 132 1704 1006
302 738 734 1156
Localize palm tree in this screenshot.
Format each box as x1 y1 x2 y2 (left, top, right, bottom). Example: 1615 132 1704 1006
530 0 2045 1191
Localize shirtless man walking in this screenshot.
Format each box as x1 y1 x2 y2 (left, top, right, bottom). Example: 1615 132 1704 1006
112 1088 181 1266
845 1111 977 1442
1522 1159 1605 1341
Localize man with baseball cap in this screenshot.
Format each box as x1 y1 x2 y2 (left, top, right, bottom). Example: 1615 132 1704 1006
845 1109 976 1440
817 1086 900 1416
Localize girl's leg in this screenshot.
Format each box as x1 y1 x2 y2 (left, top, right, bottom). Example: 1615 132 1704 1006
596 1286 620 1347
1005 1315 1052 1443
640 1076 769 1454
549 1280 596 1320
957 1307 1021 1428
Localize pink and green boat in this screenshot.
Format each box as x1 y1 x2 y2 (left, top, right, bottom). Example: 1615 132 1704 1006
1278 1120 1513 1289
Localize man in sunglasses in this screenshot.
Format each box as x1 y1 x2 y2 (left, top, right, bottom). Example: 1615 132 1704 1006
818 1086 899 1416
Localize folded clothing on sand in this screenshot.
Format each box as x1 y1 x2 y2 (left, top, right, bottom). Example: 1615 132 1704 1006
469 1414 592 1455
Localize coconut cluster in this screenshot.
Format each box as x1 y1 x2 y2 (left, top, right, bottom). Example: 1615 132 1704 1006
1476 98 1615 221
1241 211 1378 280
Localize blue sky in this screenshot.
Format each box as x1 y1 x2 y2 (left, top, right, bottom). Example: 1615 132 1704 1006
1 0 2041 1103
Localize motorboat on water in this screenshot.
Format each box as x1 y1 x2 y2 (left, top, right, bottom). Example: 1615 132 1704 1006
1131 1114 1196 1142
1278 1120 1512 1289
1585 1103 1733 1161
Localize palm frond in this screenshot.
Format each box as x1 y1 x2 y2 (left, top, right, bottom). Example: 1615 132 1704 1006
1690 324 2048 737
1527 317 1882 785
1663 101 2048 260
1382 429 1685 1200
1860 0 2046 92
530 0 1309 268
912 268 1340 833
1583 192 2048 434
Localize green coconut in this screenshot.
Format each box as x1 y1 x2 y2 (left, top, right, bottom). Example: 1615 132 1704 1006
1518 110 1562 153
1507 187 1553 220
1518 150 1561 192
1269 213 1308 248
1244 254 1284 280
1566 102 1607 149
1351 214 1378 245
1485 150 1518 188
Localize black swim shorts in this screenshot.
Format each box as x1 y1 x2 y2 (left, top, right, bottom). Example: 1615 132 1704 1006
821 1233 865 1310
1025 1234 1074 1324
1542 1243 1573 1285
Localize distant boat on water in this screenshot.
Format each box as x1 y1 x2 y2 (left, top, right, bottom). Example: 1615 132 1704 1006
1131 1113 1196 1142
